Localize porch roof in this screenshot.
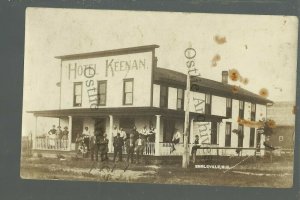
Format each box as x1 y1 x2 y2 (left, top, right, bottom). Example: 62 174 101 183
28 107 184 118
27 107 227 121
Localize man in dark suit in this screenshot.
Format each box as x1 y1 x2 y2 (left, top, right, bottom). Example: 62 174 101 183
90 131 100 161
113 133 124 162
99 133 109 161
126 134 136 163
135 134 146 164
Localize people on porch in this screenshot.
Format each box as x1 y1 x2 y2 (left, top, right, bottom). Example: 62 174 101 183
119 128 127 140
170 129 182 153
112 125 119 137
131 126 139 141
113 133 124 162
48 125 57 149
135 134 146 164
141 125 149 137
57 126 63 148
61 127 69 149
148 125 156 142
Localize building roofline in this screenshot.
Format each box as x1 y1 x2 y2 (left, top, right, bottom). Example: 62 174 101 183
55 45 159 60
154 67 273 104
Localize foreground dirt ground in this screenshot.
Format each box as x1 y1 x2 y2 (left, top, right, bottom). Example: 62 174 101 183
20 156 293 188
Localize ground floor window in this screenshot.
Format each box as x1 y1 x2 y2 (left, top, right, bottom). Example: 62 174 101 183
225 122 231 147
249 128 255 147
238 125 244 147
211 122 218 145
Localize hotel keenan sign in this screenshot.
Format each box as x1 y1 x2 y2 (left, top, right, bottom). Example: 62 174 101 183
67 57 148 80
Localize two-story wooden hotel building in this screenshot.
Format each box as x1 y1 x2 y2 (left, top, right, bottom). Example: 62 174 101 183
29 45 273 157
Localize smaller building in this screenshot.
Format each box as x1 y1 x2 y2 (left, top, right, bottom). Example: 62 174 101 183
267 101 295 150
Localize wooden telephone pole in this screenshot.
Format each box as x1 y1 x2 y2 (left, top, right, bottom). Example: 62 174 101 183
182 65 191 168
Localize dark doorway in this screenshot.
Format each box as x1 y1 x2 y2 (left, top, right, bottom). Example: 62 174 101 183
119 117 135 135
72 118 83 143
163 119 175 142
238 125 244 147
211 122 218 145
94 118 107 136
256 129 262 152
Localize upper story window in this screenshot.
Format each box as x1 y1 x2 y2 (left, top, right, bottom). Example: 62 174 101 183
73 82 82 107
177 88 184 110
97 81 107 106
239 100 244 119
123 79 134 105
160 85 168 108
251 103 256 121
205 94 211 115
226 98 232 118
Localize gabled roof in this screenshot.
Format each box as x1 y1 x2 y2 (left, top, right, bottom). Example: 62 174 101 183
154 67 273 104
55 45 159 60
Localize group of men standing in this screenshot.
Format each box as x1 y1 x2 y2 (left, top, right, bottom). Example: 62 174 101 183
112 125 155 164
79 125 156 164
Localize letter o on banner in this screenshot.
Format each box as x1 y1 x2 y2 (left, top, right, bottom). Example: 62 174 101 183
84 67 96 78
184 48 196 59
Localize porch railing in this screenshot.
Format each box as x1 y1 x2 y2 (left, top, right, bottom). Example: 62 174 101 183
121 142 155 155
35 137 69 150
33 137 266 157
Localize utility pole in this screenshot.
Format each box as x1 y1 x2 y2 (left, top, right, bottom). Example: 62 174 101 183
182 61 191 168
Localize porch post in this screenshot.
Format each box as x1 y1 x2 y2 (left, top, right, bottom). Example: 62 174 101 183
190 118 194 144
108 115 113 153
155 115 161 156
68 116 72 151
32 115 37 149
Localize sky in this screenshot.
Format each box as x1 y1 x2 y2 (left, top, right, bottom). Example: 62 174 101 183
22 8 298 135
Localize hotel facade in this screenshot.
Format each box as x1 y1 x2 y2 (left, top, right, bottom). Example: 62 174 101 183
29 45 272 157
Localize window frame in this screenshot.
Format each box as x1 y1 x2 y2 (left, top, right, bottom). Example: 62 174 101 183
73 82 82 107
97 80 107 106
239 100 244 119
176 88 184 110
123 78 134 105
249 128 255 147
251 103 256 121
205 93 211 115
225 122 232 147
160 85 169 108
238 124 244 147
279 136 284 142
226 98 232 118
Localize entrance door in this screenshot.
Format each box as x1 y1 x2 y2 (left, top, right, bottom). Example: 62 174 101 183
72 118 83 143
256 129 262 152
163 119 175 142
211 122 218 145
94 118 107 136
119 117 135 135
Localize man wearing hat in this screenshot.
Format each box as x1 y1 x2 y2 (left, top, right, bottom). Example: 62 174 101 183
125 133 136 163
90 131 100 161
113 132 124 162
135 134 146 164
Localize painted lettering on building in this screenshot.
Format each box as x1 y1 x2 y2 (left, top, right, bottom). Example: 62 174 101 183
105 58 147 77
68 63 97 80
